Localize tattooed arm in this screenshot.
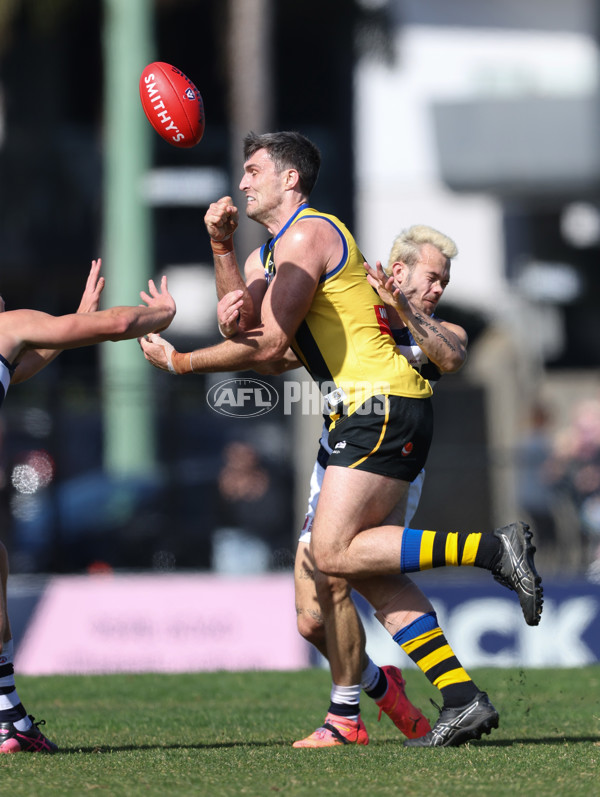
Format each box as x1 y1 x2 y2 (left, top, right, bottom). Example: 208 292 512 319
365 259 467 373
401 309 467 373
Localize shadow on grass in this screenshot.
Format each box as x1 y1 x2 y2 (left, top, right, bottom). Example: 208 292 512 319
58 735 600 754
379 735 600 748
58 740 292 754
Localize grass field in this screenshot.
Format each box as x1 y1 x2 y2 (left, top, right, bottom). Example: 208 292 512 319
0 666 598 796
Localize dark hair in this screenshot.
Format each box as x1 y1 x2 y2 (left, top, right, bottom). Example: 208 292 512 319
243 131 321 196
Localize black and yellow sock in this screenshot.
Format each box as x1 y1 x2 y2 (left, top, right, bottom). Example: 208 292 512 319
400 527 500 573
393 612 478 708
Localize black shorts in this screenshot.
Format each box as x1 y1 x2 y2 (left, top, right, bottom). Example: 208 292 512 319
326 394 433 482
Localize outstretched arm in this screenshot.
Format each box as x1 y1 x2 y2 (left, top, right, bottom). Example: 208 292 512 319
1 275 176 370
139 217 335 374
11 259 106 384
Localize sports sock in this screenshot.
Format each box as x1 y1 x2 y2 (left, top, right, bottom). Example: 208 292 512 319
0 640 31 730
400 527 500 573
361 658 387 700
328 683 361 720
393 612 478 708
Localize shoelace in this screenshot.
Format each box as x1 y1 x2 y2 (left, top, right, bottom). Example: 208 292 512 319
429 698 443 717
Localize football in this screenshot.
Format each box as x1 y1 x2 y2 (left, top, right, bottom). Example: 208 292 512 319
139 62 205 148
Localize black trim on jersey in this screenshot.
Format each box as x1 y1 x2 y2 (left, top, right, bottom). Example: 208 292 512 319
293 319 333 386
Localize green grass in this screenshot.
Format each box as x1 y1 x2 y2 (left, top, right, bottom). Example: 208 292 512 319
0 667 598 796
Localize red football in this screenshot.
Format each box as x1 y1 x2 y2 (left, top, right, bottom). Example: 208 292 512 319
139 62 205 148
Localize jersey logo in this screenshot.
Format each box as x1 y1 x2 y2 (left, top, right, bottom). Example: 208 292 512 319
401 442 414 457
324 386 348 414
374 305 393 336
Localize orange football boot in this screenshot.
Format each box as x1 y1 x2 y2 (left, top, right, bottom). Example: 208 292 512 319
293 713 369 748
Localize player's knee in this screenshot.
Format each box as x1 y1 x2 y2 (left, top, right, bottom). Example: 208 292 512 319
312 547 346 579
296 610 325 646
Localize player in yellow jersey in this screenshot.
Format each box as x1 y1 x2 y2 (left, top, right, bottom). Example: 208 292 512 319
217 225 462 748
139 131 543 747
289 226 466 747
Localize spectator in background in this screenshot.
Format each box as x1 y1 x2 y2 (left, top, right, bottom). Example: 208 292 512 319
214 440 292 572
515 402 559 570
548 398 600 578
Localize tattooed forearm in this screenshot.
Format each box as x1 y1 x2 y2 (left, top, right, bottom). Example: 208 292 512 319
412 312 458 352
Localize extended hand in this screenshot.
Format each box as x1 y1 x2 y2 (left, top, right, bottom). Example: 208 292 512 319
139 276 176 332
139 332 177 372
77 259 106 313
364 260 408 313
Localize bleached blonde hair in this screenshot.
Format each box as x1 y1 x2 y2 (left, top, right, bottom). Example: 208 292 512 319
385 225 458 276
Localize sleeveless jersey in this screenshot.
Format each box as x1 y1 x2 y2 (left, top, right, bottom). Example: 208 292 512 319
318 326 442 453
0 354 13 409
260 204 432 419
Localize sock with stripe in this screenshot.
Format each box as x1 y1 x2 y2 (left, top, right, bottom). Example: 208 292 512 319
328 683 361 720
393 612 478 708
0 640 32 731
361 657 387 701
400 527 500 573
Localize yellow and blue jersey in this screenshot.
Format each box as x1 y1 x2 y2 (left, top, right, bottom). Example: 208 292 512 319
260 205 432 419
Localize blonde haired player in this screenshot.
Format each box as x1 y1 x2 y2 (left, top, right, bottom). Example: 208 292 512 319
291 225 467 747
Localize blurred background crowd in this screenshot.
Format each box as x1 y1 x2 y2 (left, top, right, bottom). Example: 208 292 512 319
0 0 599 580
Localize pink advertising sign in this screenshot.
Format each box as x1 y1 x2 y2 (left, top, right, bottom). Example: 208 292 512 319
16 573 309 675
